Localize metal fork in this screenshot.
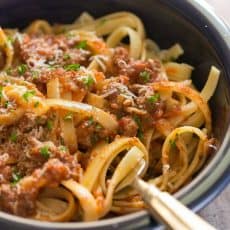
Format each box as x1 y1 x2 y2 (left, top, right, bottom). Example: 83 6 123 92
131 160 216 230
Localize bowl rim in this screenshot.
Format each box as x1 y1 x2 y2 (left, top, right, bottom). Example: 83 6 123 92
0 0 229 229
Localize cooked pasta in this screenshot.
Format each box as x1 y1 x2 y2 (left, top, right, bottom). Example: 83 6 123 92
0 11 219 222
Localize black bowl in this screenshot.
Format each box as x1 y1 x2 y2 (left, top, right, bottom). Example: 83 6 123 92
0 0 229 229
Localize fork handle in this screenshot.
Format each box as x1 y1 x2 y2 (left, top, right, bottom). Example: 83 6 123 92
133 178 216 230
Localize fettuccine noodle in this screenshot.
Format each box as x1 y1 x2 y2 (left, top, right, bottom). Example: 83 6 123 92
0 12 219 222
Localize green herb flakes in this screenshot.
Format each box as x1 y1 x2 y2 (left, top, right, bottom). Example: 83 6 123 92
82 76 94 88
147 94 160 104
76 40 87 49
34 101 40 108
10 131 17 143
11 171 22 185
22 90 36 102
64 63 80 71
6 67 12 75
4 101 10 108
59 145 67 152
46 120 53 130
31 70 39 79
63 53 71 60
139 71 150 83
17 64 27 75
7 36 14 44
133 115 142 128
40 146 50 159
169 139 176 148
133 115 144 141
0 86 2 99
137 129 144 140
87 117 94 126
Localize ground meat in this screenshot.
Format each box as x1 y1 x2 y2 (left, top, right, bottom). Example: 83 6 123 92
151 101 166 120
0 113 56 178
0 145 81 217
0 185 20 215
4 34 92 88
0 113 48 162
76 121 95 149
111 47 167 83
20 35 90 69
17 113 47 133
118 116 138 137
112 47 130 70
100 79 137 116
0 154 12 183
76 118 111 150
35 68 90 93
27 139 81 181
100 79 166 122
130 84 166 120
132 84 155 109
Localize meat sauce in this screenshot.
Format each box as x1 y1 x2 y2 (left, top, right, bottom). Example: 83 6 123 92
0 33 181 217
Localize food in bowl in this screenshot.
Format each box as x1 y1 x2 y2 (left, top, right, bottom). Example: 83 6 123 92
0 11 219 222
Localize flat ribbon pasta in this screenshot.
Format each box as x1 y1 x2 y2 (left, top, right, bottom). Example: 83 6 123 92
35 187 76 222
0 28 14 70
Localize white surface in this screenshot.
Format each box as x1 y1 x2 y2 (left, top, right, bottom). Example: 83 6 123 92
205 0 230 25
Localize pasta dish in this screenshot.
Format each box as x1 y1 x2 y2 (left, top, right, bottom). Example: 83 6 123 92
0 12 219 222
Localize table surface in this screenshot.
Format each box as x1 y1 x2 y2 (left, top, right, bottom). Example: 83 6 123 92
198 1 230 229
199 185 230 229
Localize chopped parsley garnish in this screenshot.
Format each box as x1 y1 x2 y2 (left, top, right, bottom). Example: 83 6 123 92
31 70 39 79
47 64 57 70
4 100 10 108
64 112 73 121
6 67 12 75
46 120 53 130
0 86 3 99
64 63 80 71
10 131 17 143
22 90 36 102
87 117 94 126
11 171 22 185
147 94 160 104
40 146 50 159
34 101 40 108
133 115 144 141
17 64 27 75
137 129 144 140
7 36 14 44
82 76 95 88
59 145 67 152
139 71 150 83
76 40 87 49
63 53 71 60
133 115 142 128
169 139 176 148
